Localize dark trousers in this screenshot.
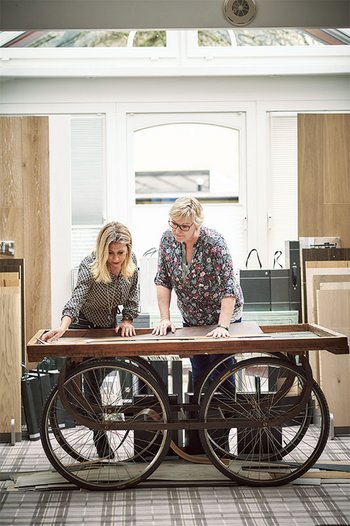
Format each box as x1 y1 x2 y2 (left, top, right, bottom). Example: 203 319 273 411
187 319 242 389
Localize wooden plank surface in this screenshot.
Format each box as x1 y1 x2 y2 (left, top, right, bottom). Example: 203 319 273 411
27 322 349 361
320 282 350 290
0 117 23 208
298 114 350 247
0 285 21 435
306 267 350 324
22 116 51 357
306 260 350 269
317 288 350 428
0 116 51 367
0 272 20 287
304 266 350 384
313 274 350 323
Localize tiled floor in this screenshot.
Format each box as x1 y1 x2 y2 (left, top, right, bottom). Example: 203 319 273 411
0 437 350 525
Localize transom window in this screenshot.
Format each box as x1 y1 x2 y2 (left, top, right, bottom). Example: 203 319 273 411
1 29 349 48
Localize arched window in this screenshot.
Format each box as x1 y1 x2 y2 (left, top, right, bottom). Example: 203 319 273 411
133 121 240 204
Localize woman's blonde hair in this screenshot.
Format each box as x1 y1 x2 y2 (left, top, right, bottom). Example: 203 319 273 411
91 222 135 283
169 196 204 228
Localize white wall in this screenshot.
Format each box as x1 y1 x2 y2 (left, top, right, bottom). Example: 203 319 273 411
1 75 350 325
2 75 349 104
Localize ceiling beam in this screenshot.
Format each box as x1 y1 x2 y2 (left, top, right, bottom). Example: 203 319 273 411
1 0 349 31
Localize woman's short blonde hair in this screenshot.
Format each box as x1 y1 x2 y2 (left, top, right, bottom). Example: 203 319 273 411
91 221 135 283
169 196 204 228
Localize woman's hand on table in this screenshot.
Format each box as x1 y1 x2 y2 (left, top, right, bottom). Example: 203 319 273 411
41 327 67 343
41 316 71 343
206 325 230 338
152 319 176 336
115 320 136 337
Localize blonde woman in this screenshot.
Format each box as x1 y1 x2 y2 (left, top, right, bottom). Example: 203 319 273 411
43 221 139 342
42 222 139 458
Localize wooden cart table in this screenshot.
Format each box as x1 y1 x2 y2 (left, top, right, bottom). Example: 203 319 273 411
27 321 349 491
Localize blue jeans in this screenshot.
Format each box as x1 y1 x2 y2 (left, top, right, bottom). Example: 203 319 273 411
187 319 242 389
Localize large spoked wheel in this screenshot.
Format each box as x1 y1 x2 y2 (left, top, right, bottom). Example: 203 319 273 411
198 356 330 486
43 356 168 464
193 353 311 460
41 359 172 490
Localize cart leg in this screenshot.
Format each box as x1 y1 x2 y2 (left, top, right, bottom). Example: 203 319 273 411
329 413 335 440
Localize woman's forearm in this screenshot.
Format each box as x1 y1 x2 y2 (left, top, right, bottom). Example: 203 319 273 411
218 296 236 327
156 285 172 321
60 315 73 331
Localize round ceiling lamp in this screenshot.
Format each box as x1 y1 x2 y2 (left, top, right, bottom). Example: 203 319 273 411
223 0 257 26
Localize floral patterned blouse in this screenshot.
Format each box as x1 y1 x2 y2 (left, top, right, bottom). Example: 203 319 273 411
154 226 243 326
62 253 139 328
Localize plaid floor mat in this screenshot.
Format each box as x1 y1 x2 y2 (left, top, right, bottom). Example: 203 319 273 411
0 437 350 525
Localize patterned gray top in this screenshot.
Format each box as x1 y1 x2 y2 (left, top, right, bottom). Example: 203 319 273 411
62 253 139 328
154 226 243 326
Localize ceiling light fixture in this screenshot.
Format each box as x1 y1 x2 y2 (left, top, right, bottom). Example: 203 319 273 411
223 0 257 26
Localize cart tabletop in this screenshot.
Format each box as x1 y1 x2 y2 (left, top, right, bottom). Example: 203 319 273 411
27 321 349 361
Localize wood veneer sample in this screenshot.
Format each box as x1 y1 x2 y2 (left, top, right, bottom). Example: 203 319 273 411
317 288 350 428
0 284 22 436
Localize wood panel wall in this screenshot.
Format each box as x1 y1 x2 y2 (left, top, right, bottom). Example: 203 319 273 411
0 116 51 360
298 116 350 432
298 114 350 246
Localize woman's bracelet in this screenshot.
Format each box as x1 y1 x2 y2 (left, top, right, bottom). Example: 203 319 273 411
217 324 229 331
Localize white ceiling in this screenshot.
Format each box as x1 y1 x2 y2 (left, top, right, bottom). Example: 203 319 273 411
1 0 350 30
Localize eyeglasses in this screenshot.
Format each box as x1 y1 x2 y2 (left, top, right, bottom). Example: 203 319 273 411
168 219 194 232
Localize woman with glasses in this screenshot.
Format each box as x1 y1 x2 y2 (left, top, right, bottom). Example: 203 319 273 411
152 196 244 389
